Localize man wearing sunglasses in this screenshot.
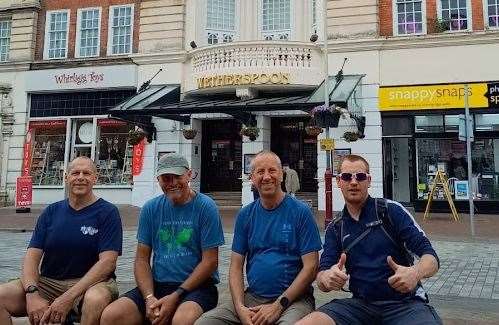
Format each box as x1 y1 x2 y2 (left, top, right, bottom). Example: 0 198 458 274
297 154 442 325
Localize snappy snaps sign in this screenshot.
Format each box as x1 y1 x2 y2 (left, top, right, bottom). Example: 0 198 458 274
379 83 490 111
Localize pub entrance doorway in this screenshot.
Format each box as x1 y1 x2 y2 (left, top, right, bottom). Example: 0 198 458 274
201 119 242 192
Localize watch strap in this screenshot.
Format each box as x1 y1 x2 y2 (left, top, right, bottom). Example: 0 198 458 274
25 285 38 294
175 286 189 300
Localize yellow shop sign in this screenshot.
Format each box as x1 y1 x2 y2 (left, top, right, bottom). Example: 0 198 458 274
196 72 290 89
379 83 489 111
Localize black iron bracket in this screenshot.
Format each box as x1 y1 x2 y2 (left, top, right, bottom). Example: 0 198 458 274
227 111 256 127
108 114 157 143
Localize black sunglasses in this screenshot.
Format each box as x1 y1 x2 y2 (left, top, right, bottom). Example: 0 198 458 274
339 172 369 182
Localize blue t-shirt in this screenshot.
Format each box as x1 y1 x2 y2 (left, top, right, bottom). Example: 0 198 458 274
232 195 322 298
29 198 123 280
137 192 225 283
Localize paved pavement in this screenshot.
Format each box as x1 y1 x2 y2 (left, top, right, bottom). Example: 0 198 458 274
2 203 499 323
2 231 499 324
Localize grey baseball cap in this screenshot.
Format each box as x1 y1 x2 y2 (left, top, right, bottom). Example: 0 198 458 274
156 153 189 177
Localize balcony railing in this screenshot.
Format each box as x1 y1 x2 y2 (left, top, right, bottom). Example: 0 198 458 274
188 41 324 92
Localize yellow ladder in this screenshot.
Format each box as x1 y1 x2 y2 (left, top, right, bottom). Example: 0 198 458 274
423 170 460 221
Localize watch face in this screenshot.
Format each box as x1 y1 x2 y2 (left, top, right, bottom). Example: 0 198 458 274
26 285 38 293
279 297 289 309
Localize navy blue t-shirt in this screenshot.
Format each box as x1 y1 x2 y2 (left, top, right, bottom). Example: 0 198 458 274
29 198 123 280
320 196 439 302
232 195 322 298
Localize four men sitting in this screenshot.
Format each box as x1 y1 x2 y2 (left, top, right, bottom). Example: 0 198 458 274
0 152 441 325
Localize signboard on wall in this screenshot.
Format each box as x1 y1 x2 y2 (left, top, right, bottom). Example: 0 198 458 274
15 176 32 208
26 65 137 91
487 82 499 108
379 83 489 111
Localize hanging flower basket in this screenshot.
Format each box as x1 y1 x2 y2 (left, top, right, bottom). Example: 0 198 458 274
240 126 259 141
310 105 340 128
182 128 198 140
305 125 323 137
342 131 360 143
128 129 147 145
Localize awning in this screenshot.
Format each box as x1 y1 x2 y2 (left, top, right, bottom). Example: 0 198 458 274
307 74 364 107
109 84 188 123
109 75 364 126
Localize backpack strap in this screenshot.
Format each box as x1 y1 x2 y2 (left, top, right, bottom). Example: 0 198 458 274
375 198 414 266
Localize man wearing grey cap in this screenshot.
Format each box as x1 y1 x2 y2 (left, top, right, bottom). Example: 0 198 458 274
101 153 225 325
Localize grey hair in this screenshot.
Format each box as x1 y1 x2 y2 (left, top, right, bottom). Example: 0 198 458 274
250 150 282 173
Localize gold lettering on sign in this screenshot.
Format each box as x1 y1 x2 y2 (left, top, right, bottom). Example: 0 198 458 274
196 73 291 89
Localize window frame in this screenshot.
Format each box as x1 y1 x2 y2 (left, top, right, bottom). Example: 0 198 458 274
483 0 499 29
75 7 102 58
392 0 427 36
107 4 134 56
259 0 293 41
437 0 473 32
0 18 11 62
205 0 239 45
43 9 70 60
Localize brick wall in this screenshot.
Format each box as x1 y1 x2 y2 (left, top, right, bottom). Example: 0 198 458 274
379 0 486 37
35 0 140 61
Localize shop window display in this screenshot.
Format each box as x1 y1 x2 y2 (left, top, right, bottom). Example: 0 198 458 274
417 138 499 200
95 120 133 185
30 122 66 186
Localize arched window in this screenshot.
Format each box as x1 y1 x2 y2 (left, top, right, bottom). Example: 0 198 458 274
262 0 291 40
206 0 236 45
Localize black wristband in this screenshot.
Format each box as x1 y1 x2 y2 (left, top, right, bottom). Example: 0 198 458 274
175 286 189 300
25 285 38 294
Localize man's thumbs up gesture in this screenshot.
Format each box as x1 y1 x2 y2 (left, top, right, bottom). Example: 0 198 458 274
317 253 349 292
387 256 420 293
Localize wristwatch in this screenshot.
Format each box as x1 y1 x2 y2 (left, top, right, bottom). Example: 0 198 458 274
25 285 38 294
278 296 290 310
175 286 189 300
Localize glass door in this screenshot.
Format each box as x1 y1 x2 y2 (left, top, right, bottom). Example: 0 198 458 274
71 119 95 160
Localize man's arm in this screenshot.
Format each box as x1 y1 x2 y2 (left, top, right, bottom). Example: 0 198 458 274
40 250 118 324
387 254 438 293
21 248 43 289
280 251 318 302
134 243 154 298
229 252 246 309
249 252 319 325
178 247 218 291
60 250 118 300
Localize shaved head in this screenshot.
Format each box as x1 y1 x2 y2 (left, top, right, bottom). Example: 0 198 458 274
67 156 97 174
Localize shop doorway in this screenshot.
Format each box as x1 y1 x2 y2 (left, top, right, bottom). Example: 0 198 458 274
382 137 415 204
201 119 242 192
271 117 318 192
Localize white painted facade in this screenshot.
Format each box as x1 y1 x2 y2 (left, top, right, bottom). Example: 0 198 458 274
3 0 499 213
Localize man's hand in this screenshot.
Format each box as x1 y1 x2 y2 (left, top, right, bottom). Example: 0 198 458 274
387 256 420 293
150 293 180 325
26 293 49 325
145 296 161 323
40 292 74 324
317 253 349 292
235 304 256 325
249 301 283 325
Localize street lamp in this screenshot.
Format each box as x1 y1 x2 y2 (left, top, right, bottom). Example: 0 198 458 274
311 0 333 228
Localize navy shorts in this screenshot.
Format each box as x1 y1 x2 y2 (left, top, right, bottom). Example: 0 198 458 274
123 281 218 320
317 298 442 325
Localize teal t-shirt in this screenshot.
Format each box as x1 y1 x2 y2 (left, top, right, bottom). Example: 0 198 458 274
137 192 225 283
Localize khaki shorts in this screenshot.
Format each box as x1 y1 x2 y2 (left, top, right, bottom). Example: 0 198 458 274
196 290 315 325
13 276 118 315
